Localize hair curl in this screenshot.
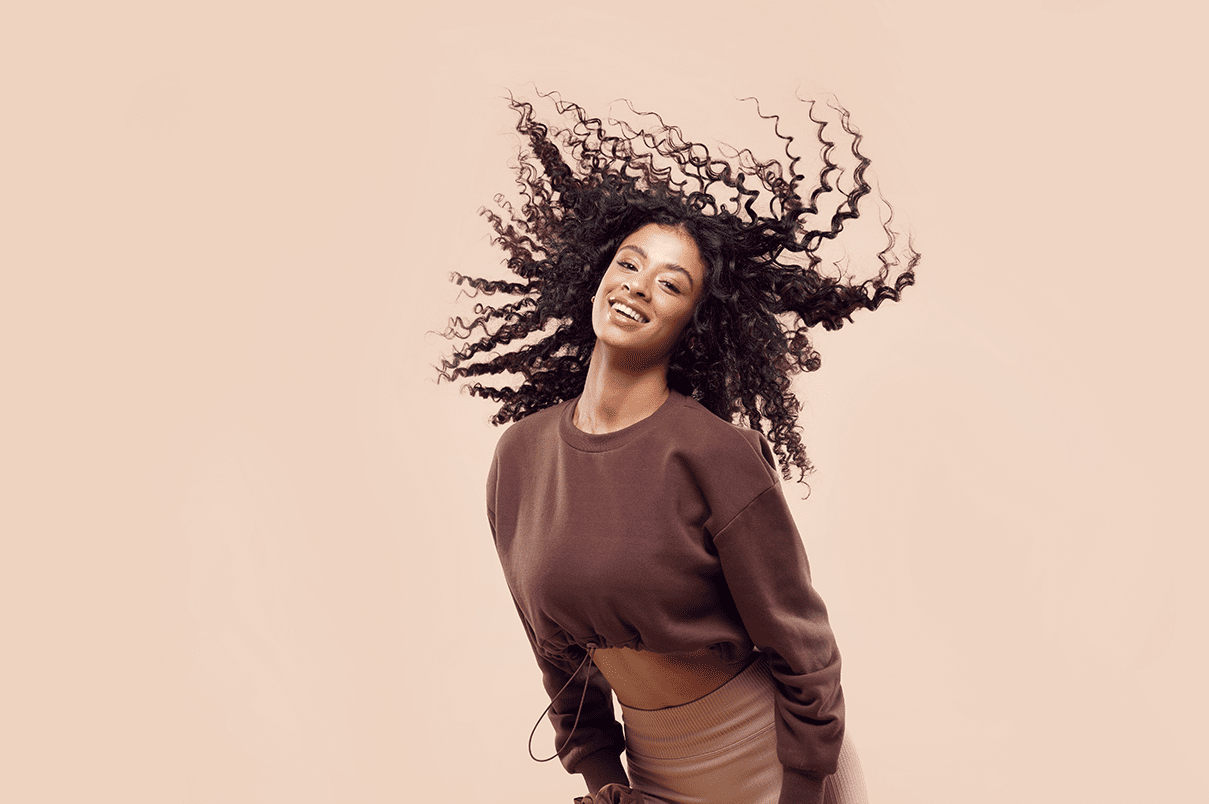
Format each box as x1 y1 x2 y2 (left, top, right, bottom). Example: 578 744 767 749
437 91 919 481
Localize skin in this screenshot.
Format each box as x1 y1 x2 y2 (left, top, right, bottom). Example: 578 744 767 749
571 223 758 712
574 223 705 434
590 646 760 711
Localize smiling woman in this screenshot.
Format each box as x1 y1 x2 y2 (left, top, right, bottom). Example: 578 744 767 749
437 92 917 804
593 224 704 360
577 224 706 433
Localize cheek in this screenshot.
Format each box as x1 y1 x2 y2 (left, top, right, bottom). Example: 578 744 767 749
666 303 696 338
595 271 614 297
673 297 704 341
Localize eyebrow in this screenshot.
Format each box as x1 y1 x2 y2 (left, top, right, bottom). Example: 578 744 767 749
617 244 696 289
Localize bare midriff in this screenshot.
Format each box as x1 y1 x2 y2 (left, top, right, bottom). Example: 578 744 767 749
589 646 759 711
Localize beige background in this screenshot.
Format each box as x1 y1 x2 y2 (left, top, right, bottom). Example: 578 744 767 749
3 1 1206 802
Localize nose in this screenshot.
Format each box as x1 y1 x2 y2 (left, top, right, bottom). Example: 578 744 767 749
622 274 651 299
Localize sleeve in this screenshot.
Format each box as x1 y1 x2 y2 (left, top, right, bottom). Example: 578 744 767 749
712 480 845 804
485 464 629 793
507 597 630 792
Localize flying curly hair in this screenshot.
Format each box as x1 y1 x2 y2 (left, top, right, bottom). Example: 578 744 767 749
437 91 919 482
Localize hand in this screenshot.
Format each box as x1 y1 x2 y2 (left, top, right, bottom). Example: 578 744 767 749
573 783 647 804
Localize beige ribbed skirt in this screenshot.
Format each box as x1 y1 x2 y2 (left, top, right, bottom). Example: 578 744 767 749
620 653 868 804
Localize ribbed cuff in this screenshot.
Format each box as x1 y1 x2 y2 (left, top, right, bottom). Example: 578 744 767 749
779 766 826 804
575 748 630 794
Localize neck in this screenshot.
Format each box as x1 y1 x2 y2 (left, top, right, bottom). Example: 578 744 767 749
574 342 671 434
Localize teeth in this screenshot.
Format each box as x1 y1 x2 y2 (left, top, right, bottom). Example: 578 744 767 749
611 301 648 323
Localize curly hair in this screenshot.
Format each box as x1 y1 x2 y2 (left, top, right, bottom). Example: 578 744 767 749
437 91 918 481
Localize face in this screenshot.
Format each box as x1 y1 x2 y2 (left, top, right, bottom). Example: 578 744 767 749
591 223 707 370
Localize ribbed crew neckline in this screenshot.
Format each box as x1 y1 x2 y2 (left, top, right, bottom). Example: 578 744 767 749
559 389 685 452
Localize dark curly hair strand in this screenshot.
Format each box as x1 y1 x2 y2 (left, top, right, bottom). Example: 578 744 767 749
437 91 919 482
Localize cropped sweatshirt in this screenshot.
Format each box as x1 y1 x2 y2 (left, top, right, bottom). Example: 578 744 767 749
485 390 845 804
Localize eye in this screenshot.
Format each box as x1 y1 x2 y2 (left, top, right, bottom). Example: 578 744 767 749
618 260 638 272
660 279 681 294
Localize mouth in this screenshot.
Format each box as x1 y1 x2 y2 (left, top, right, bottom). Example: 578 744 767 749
608 298 649 324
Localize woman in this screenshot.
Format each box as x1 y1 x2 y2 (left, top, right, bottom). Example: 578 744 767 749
439 93 917 804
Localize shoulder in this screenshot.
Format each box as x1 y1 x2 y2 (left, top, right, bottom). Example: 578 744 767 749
487 399 574 508
666 394 779 487
492 398 572 460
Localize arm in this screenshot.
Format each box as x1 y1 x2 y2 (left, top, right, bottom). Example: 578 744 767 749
487 484 628 793
713 481 845 804
508 597 630 793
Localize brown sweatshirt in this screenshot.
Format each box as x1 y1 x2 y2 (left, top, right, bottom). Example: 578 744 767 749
486 390 844 804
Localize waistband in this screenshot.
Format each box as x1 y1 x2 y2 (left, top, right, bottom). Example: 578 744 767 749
620 652 775 760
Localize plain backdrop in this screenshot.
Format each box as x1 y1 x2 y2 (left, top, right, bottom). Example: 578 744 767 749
2 2 1206 802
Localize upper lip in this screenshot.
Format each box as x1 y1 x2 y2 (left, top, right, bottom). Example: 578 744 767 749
608 295 650 323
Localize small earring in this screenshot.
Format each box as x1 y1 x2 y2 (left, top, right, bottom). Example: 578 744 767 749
591 295 596 303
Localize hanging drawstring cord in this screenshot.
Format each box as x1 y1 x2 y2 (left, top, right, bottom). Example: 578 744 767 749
528 642 598 762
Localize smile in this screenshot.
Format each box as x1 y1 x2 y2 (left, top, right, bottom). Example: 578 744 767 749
610 300 649 323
